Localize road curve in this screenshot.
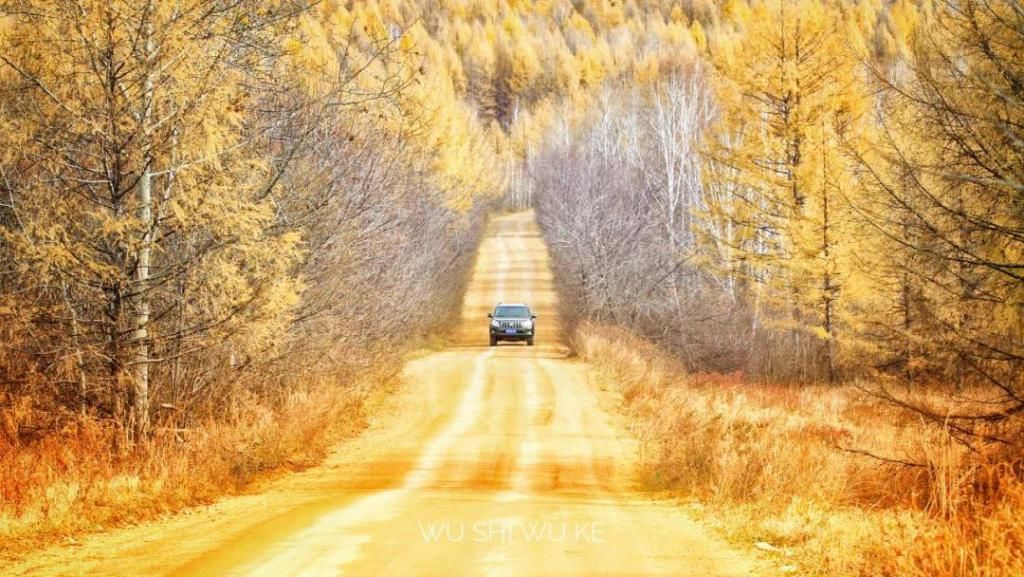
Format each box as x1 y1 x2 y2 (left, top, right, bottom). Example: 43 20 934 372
6 212 756 577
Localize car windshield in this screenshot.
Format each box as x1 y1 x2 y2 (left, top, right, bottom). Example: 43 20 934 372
494 306 530 319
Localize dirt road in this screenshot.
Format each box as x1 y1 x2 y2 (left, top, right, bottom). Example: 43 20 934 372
6 212 756 577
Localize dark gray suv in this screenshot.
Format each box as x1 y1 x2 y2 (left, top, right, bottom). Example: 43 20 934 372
488 303 536 346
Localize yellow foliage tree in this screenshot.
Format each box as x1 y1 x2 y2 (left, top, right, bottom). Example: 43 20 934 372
0 0 305 436
706 0 869 381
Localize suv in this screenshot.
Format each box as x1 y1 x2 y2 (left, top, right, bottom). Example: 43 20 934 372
488 303 536 346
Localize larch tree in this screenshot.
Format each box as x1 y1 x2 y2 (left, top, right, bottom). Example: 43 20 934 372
854 0 1024 434
0 1 307 439
705 0 868 382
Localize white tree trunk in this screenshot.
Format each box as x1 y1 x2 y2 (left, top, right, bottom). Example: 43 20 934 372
131 22 155 440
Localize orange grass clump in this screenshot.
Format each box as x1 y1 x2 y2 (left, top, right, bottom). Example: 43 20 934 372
0 378 376 552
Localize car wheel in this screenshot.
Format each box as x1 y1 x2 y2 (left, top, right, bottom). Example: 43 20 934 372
489 336 497 347
527 338 534 346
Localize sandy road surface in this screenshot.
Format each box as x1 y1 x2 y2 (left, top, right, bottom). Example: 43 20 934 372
5 212 756 577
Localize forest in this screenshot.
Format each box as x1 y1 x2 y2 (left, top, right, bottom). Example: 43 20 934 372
1 0 1022 575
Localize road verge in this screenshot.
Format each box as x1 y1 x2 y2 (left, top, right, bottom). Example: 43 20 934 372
575 322 1024 577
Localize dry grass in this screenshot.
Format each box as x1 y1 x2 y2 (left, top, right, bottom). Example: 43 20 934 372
577 322 1024 577
0 371 390 554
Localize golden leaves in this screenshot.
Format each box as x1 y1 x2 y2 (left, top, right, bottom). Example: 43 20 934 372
705 0 872 346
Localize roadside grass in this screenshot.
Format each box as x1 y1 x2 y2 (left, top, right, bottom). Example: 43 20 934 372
577 322 1024 577
0 368 394 554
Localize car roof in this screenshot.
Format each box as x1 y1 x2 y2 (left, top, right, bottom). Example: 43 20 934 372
495 303 529 308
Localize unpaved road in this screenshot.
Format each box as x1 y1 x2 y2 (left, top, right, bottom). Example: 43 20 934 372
5 212 756 577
